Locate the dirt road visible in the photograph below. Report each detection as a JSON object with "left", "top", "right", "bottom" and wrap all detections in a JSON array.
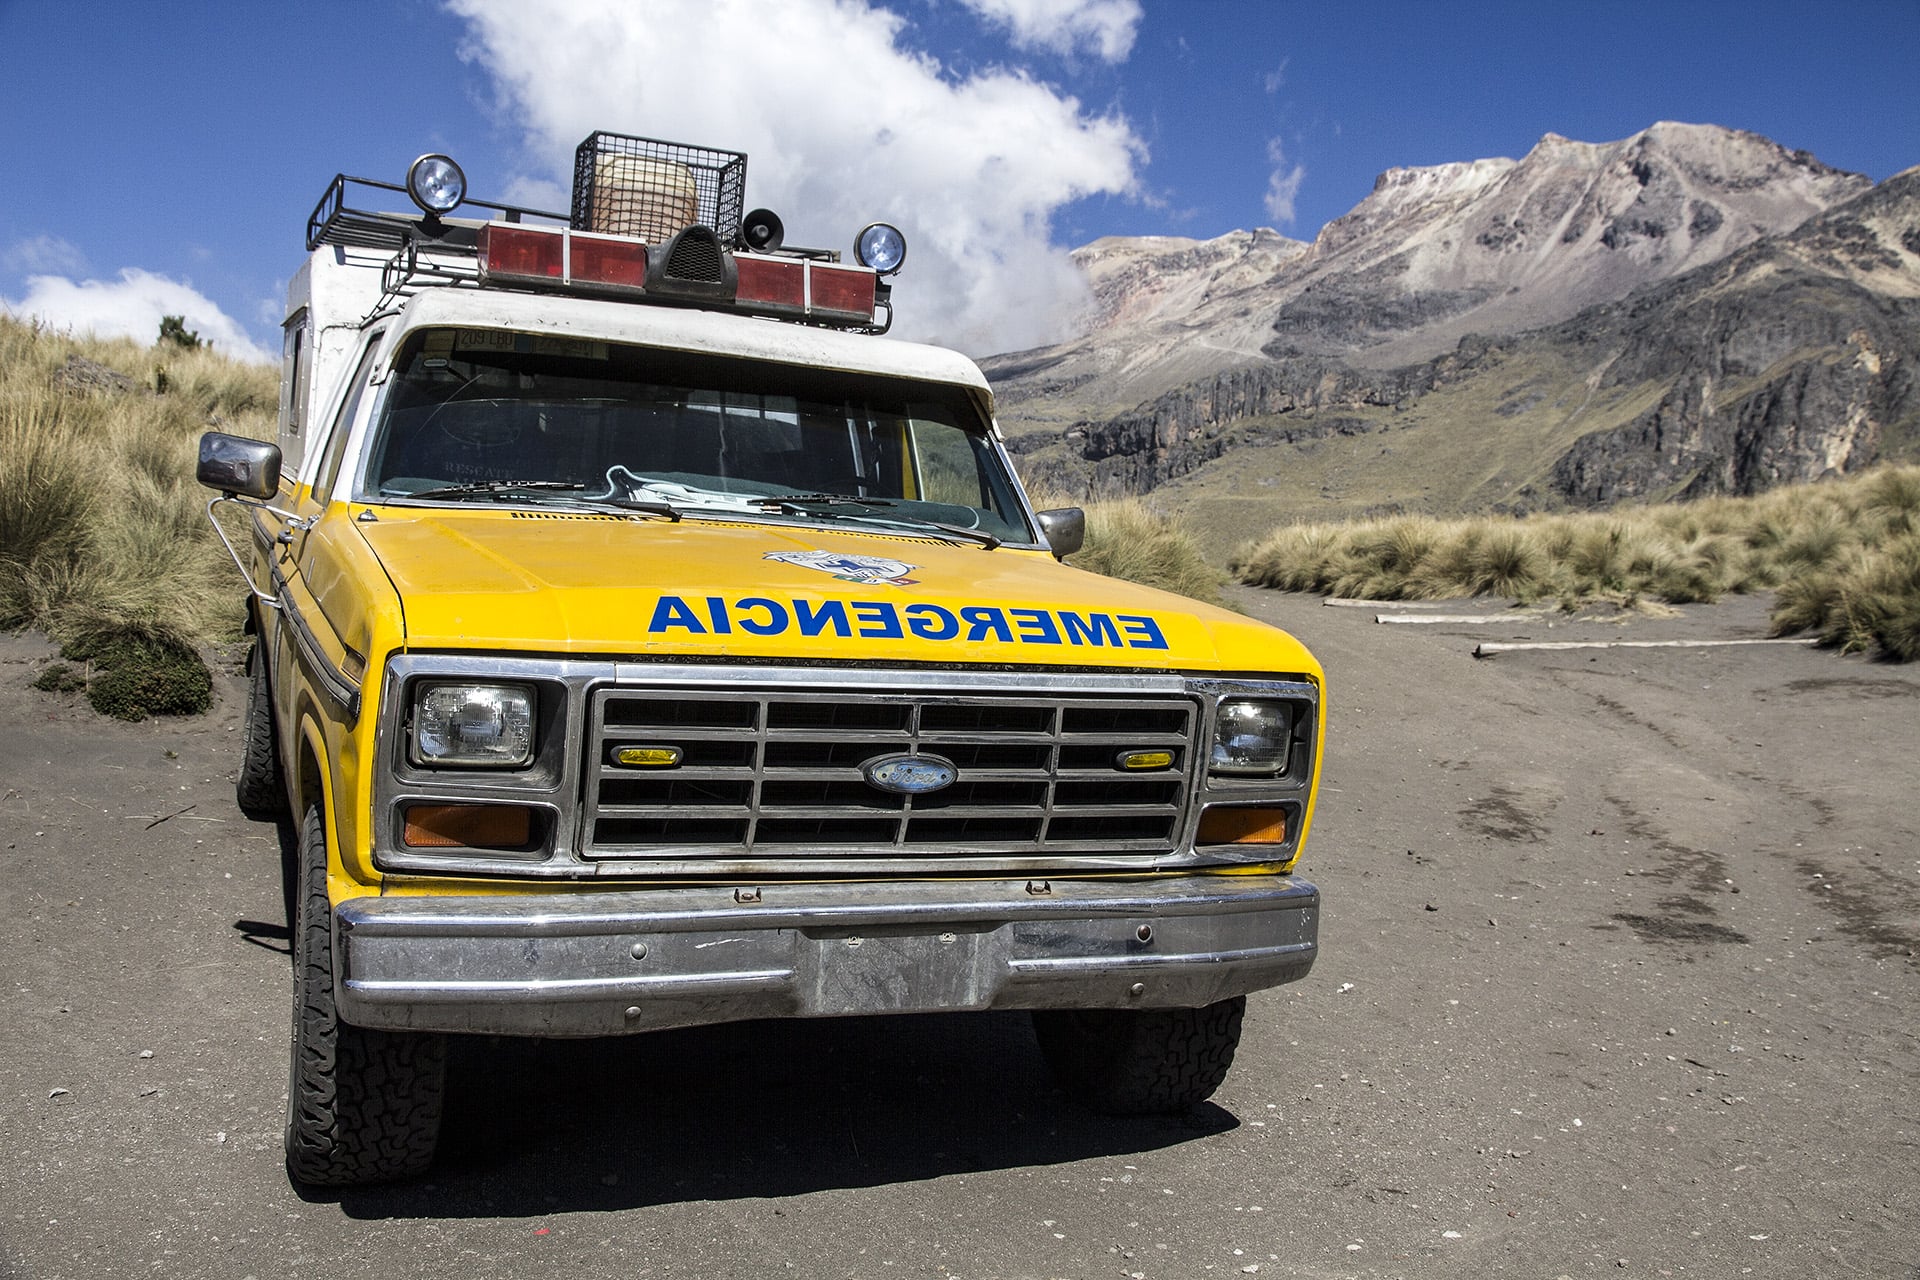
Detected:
[{"left": 2, "top": 590, "right": 1915, "bottom": 1279}]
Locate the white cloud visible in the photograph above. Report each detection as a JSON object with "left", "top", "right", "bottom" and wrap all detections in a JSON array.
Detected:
[
  {"left": 3, "top": 234, "right": 87, "bottom": 276},
  {"left": 445, "top": 0, "right": 1145, "bottom": 355},
  {"left": 957, "top": 0, "right": 1142, "bottom": 62},
  {"left": 1263, "top": 137, "right": 1305, "bottom": 226},
  {"left": 2, "top": 269, "right": 274, "bottom": 363}
]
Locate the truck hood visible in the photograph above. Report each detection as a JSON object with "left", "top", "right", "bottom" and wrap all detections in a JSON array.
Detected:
[{"left": 354, "top": 508, "right": 1318, "bottom": 676}]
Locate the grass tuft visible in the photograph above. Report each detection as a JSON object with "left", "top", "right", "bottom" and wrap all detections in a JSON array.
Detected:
[
  {"left": 1036, "top": 491, "right": 1228, "bottom": 610},
  {"left": 1055, "top": 495, "right": 1225, "bottom": 606}
]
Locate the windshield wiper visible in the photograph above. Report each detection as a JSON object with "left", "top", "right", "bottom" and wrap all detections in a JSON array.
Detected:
[
  {"left": 579, "top": 497, "right": 682, "bottom": 521},
  {"left": 744, "top": 494, "right": 1001, "bottom": 548},
  {"left": 744, "top": 493, "right": 900, "bottom": 513},
  {"left": 397, "top": 480, "right": 680, "bottom": 521},
  {"left": 831, "top": 512, "right": 1003, "bottom": 549},
  {"left": 402, "top": 480, "right": 590, "bottom": 501}
]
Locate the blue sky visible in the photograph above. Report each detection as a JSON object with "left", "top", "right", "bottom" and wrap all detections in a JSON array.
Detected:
[{"left": 1, "top": 0, "right": 1915, "bottom": 359}]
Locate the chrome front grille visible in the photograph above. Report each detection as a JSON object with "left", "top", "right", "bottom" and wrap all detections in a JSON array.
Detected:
[{"left": 582, "top": 687, "right": 1199, "bottom": 858}]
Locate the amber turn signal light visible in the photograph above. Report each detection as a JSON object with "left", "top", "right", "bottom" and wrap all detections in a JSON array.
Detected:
[
  {"left": 614, "top": 745, "right": 683, "bottom": 768},
  {"left": 404, "top": 804, "right": 533, "bottom": 849},
  {"left": 1196, "top": 806, "right": 1288, "bottom": 845}
]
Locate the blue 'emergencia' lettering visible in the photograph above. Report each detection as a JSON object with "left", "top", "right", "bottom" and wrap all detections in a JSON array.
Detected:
[{"left": 645, "top": 596, "right": 1172, "bottom": 649}]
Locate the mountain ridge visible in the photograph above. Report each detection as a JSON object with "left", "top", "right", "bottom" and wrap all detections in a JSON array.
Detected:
[{"left": 987, "top": 123, "right": 1915, "bottom": 541}]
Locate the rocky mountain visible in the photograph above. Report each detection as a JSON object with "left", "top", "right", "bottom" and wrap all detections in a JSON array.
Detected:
[
  {"left": 1263, "top": 123, "right": 1871, "bottom": 365},
  {"left": 986, "top": 124, "right": 1917, "bottom": 540}
]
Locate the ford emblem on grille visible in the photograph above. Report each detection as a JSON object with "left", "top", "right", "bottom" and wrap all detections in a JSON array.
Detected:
[{"left": 863, "top": 753, "right": 957, "bottom": 795}]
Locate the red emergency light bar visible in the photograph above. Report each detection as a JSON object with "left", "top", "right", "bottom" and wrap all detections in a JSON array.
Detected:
[
  {"left": 478, "top": 223, "right": 648, "bottom": 294},
  {"left": 733, "top": 254, "right": 877, "bottom": 325},
  {"left": 477, "top": 222, "right": 878, "bottom": 327}
]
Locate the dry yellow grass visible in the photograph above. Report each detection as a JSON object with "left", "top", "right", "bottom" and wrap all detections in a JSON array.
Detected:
[
  {"left": 1230, "top": 464, "right": 1920, "bottom": 661},
  {"left": 0, "top": 316, "right": 276, "bottom": 709},
  {"left": 1027, "top": 489, "right": 1225, "bottom": 607}
]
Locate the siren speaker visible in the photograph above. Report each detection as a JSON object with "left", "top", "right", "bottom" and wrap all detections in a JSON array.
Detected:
[{"left": 740, "top": 208, "right": 784, "bottom": 253}]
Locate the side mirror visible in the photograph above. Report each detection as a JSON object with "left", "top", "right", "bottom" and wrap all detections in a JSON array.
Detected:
[
  {"left": 197, "top": 432, "right": 282, "bottom": 500},
  {"left": 1035, "top": 507, "right": 1085, "bottom": 559}
]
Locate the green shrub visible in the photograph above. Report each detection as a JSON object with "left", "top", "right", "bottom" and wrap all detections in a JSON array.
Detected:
[
  {"left": 59, "top": 622, "right": 213, "bottom": 721},
  {"left": 86, "top": 655, "right": 213, "bottom": 720},
  {"left": 30, "top": 661, "right": 86, "bottom": 693},
  {"left": 158, "top": 315, "right": 202, "bottom": 350}
]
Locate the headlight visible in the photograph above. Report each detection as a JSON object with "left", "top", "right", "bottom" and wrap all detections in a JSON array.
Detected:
[
  {"left": 406, "top": 153, "right": 467, "bottom": 215},
  {"left": 855, "top": 222, "right": 907, "bottom": 275},
  {"left": 1209, "top": 699, "right": 1292, "bottom": 775},
  {"left": 412, "top": 682, "right": 534, "bottom": 767}
]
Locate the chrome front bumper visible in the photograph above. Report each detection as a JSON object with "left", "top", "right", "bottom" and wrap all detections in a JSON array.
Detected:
[{"left": 334, "top": 875, "right": 1319, "bottom": 1036}]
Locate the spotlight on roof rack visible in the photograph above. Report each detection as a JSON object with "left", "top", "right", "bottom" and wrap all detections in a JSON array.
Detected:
[
  {"left": 855, "top": 222, "right": 907, "bottom": 276},
  {"left": 406, "top": 154, "right": 467, "bottom": 216}
]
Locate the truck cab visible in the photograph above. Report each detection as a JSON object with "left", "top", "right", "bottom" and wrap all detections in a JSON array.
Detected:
[{"left": 198, "top": 133, "right": 1324, "bottom": 1188}]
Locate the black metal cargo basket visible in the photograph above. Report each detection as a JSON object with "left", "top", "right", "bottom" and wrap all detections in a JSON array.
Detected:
[{"left": 571, "top": 132, "right": 747, "bottom": 246}]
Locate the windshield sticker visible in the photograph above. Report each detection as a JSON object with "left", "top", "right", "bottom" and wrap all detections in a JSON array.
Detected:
[
  {"left": 453, "top": 330, "right": 606, "bottom": 360},
  {"left": 647, "top": 594, "right": 1168, "bottom": 650},
  {"left": 764, "top": 550, "right": 919, "bottom": 586}
]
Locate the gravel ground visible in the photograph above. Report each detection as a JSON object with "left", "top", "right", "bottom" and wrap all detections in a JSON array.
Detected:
[{"left": 1, "top": 590, "right": 1915, "bottom": 1279}]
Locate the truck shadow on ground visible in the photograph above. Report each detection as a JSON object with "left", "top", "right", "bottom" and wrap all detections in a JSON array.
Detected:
[{"left": 313, "top": 1012, "right": 1237, "bottom": 1218}]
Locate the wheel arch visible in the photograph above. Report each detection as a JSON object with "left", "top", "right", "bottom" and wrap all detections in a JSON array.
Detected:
[{"left": 292, "top": 713, "right": 335, "bottom": 861}]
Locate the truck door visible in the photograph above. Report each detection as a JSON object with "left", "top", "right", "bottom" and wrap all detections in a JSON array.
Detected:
[{"left": 266, "top": 337, "right": 385, "bottom": 777}]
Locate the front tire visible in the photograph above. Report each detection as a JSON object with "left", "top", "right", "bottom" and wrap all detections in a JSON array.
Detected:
[
  {"left": 1032, "top": 996, "right": 1246, "bottom": 1114},
  {"left": 235, "top": 637, "right": 286, "bottom": 818},
  {"left": 285, "top": 803, "right": 445, "bottom": 1187}
]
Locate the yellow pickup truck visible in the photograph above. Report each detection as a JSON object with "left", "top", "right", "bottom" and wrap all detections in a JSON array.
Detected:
[{"left": 197, "top": 134, "right": 1324, "bottom": 1187}]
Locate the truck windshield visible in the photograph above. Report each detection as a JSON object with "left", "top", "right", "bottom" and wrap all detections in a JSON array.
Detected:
[{"left": 361, "top": 328, "right": 1034, "bottom": 544}]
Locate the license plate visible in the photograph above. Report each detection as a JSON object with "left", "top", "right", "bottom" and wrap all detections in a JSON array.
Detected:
[{"left": 800, "top": 925, "right": 1007, "bottom": 1014}]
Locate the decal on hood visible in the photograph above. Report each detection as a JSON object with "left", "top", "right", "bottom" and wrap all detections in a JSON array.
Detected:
[
  {"left": 647, "top": 594, "right": 1169, "bottom": 650},
  {"left": 764, "top": 550, "right": 918, "bottom": 586}
]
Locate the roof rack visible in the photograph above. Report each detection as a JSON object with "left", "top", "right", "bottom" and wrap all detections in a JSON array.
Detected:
[
  {"left": 302, "top": 132, "right": 902, "bottom": 335},
  {"left": 306, "top": 174, "right": 567, "bottom": 253}
]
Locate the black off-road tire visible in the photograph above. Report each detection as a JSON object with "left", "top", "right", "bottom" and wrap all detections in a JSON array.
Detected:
[
  {"left": 285, "top": 803, "right": 445, "bottom": 1187},
  {"left": 235, "top": 638, "right": 286, "bottom": 818},
  {"left": 1032, "top": 996, "right": 1246, "bottom": 1115}
]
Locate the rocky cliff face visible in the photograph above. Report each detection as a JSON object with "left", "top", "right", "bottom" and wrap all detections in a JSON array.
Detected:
[
  {"left": 1548, "top": 168, "right": 1920, "bottom": 502},
  {"left": 1012, "top": 341, "right": 1495, "bottom": 495},
  {"left": 989, "top": 126, "right": 1917, "bottom": 520}
]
